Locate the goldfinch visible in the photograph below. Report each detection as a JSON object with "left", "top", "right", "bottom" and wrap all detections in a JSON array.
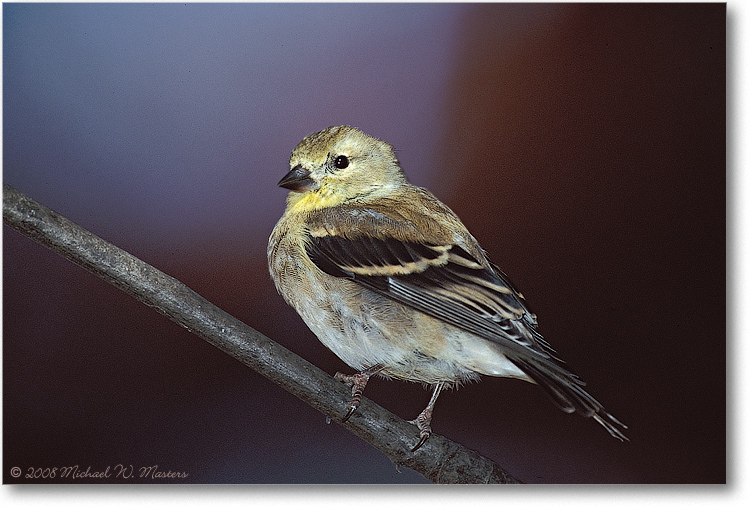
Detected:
[{"left": 268, "top": 125, "right": 627, "bottom": 451}]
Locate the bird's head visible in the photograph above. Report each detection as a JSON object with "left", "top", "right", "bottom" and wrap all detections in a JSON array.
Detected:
[{"left": 279, "top": 126, "right": 407, "bottom": 212}]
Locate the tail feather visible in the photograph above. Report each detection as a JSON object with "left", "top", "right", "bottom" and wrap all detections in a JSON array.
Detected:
[{"left": 510, "top": 356, "right": 629, "bottom": 441}]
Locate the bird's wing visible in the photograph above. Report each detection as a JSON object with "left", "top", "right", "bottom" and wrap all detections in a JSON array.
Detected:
[
  {"left": 305, "top": 208, "right": 554, "bottom": 361},
  {"left": 304, "top": 203, "right": 628, "bottom": 440}
]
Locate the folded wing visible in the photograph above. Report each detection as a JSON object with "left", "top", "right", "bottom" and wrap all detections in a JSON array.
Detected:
[{"left": 305, "top": 210, "right": 628, "bottom": 441}]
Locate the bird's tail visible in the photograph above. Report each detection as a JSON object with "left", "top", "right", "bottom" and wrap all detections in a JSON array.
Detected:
[{"left": 509, "top": 356, "right": 629, "bottom": 441}]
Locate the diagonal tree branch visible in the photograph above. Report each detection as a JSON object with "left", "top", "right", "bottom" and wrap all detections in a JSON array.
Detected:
[{"left": 3, "top": 183, "right": 520, "bottom": 484}]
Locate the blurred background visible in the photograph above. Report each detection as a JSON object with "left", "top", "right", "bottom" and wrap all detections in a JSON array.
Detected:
[{"left": 3, "top": 3, "right": 725, "bottom": 483}]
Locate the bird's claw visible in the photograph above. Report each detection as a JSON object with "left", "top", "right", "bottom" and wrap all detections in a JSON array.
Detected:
[
  {"left": 411, "top": 431, "right": 431, "bottom": 452},
  {"left": 335, "top": 370, "right": 374, "bottom": 423},
  {"left": 342, "top": 405, "right": 358, "bottom": 422},
  {"left": 409, "top": 394, "right": 437, "bottom": 451}
]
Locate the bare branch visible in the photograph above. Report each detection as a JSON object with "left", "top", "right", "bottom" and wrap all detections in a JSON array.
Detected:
[{"left": 3, "top": 183, "right": 521, "bottom": 484}]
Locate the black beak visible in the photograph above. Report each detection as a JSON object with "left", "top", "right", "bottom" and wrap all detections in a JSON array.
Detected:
[{"left": 278, "top": 165, "right": 318, "bottom": 192}]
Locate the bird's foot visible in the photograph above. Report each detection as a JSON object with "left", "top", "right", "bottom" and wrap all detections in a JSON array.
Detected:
[
  {"left": 408, "top": 405, "right": 434, "bottom": 452},
  {"left": 408, "top": 383, "right": 443, "bottom": 451},
  {"left": 334, "top": 367, "right": 380, "bottom": 422}
]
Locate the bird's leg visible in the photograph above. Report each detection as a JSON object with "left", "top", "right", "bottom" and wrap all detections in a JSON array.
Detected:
[
  {"left": 409, "top": 383, "right": 444, "bottom": 452},
  {"left": 334, "top": 365, "right": 383, "bottom": 422}
]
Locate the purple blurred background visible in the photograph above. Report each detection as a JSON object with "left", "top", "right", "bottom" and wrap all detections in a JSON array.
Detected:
[{"left": 3, "top": 3, "right": 725, "bottom": 483}]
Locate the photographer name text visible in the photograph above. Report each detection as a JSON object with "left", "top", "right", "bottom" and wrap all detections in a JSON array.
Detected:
[{"left": 10, "top": 464, "right": 189, "bottom": 481}]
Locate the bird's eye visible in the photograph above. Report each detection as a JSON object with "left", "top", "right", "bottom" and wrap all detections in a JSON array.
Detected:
[{"left": 334, "top": 155, "right": 349, "bottom": 169}]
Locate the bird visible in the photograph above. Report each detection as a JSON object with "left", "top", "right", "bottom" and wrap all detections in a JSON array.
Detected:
[{"left": 267, "top": 125, "right": 627, "bottom": 451}]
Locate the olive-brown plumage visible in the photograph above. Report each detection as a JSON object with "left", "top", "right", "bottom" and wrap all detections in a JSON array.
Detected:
[{"left": 268, "top": 125, "right": 627, "bottom": 450}]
